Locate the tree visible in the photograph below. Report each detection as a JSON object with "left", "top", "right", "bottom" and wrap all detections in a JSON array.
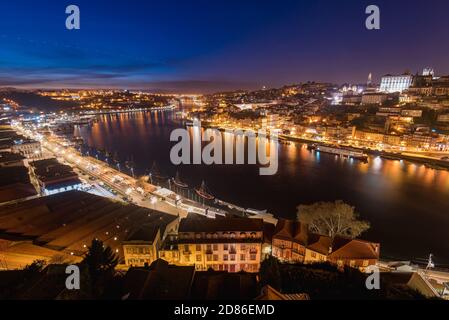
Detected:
[
  {"left": 83, "top": 240, "right": 118, "bottom": 283},
  {"left": 259, "top": 256, "right": 282, "bottom": 291},
  {"left": 297, "top": 201, "right": 370, "bottom": 239},
  {"left": 23, "top": 259, "right": 46, "bottom": 273}
]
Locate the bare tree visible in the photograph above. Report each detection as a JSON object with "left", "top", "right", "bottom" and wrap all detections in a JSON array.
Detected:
[{"left": 297, "top": 201, "right": 370, "bottom": 239}]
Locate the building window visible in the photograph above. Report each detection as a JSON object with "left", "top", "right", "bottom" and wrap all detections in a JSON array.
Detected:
[
  {"left": 250, "top": 254, "right": 257, "bottom": 261},
  {"left": 223, "top": 244, "right": 228, "bottom": 250},
  {"left": 213, "top": 244, "right": 218, "bottom": 251},
  {"left": 196, "top": 255, "right": 202, "bottom": 262},
  {"left": 224, "top": 254, "right": 228, "bottom": 261},
  {"left": 184, "top": 245, "right": 189, "bottom": 252},
  {"left": 196, "top": 244, "right": 201, "bottom": 251},
  {"left": 213, "top": 254, "right": 219, "bottom": 261},
  {"left": 241, "top": 244, "right": 246, "bottom": 250},
  {"left": 206, "top": 254, "right": 213, "bottom": 262},
  {"left": 311, "top": 252, "right": 317, "bottom": 258},
  {"left": 240, "top": 254, "right": 245, "bottom": 261},
  {"left": 230, "top": 254, "right": 236, "bottom": 261}
]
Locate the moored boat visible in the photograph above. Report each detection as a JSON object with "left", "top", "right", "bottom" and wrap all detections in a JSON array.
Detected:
[
  {"left": 172, "top": 171, "right": 189, "bottom": 188},
  {"left": 149, "top": 161, "right": 168, "bottom": 180},
  {"left": 195, "top": 181, "right": 215, "bottom": 200},
  {"left": 310, "top": 144, "right": 368, "bottom": 161}
]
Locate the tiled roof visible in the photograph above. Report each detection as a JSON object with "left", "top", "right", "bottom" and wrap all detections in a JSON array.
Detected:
[
  {"left": 272, "top": 219, "right": 380, "bottom": 259},
  {"left": 179, "top": 213, "right": 264, "bottom": 233},
  {"left": 272, "top": 219, "right": 308, "bottom": 245},
  {"left": 0, "top": 191, "right": 178, "bottom": 260},
  {"left": 307, "top": 233, "right": 332, "bottom": 255},
  {"left": 329, "top": 237, "right": 380, "bottom": 260},
  {"left": 124, "top": 259, "right": 195, "bottom": 300}
]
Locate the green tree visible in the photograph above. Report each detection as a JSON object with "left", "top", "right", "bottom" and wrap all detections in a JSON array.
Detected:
[{"left": 297, "top": 201, "right": 370, "bottom": 239}]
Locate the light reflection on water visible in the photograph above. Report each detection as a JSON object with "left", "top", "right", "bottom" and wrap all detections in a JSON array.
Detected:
[{"left": 75, "top": 111, "right": 449, "bottom": 263}]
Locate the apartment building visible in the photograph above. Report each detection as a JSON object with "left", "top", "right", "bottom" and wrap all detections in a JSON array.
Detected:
[
  {"left": 122, "top": 215, "right": 179, "bottom": 267},
  {"left": 159, "top": 214, "right": 265, "bottom": 273}
]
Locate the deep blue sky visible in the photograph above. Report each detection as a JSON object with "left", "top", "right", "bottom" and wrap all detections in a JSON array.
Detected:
[{"left": 1, "top": 0, "right": 449, "bottom": 93}]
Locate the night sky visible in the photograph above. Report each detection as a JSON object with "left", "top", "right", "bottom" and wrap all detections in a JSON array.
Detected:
[{"left": 1, "top": 0, "right": 449, "bottom": 93}]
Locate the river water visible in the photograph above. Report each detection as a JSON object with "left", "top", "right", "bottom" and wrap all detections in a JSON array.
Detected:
[{"left": 74, "top": 110, "right": 449, "bottom": 264}]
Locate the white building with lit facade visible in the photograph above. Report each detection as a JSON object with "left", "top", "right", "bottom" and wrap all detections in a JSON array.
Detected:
[{"left": 380, "top": 74, "right": 413, "bottom": 93}]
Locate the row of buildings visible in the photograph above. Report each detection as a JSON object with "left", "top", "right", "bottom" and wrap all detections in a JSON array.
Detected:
[
  {"left": 0, "top": 186, "right": 380, "bottom": 274},
  {"left": 122, "top": 212, "right": 380, "bottom": 273},
  {"left": 0, "top": 125, "right": 85, "bottom": 199}
]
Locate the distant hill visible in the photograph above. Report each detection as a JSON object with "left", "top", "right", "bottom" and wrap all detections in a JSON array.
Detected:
[{"left": 0, "top": 89, "right": 79, "bottom": 111}]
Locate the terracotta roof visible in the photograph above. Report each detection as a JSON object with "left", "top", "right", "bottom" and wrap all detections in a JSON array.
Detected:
[
  {"left": 125, "top": 215, "right": 177, "bottom": 243},
  {"left": 125, "top": 225, "right": 159, "bottom": 243},
  {"left": 272, "top": 219, "right": 308, "bottom": 245},
  {"left": 263, "top": 222, "right": 276, "bottom": 243},
  {"left": 0, "top": 166, "right": 31, "bottom": 187},
  {"left": 272, "top": 219, "right": 293, "bottom": 239},
  {"left": 271, "top": 219, "right": 380, "bottom": 259},
  {"left": 307, "top": 234, "right": 332, "bottom": 255},
  {"left": 191, "top": 271, "right": 259, "bottom": 300},
  {"left": 0, "top": 191, "right": 178, "bottom": 260},
  {"left": 0, "top": 183, "right": 37, "bottom": 203},
  {"left": 124, "top": 259, "right": 195, "bottom": 300},
  {"left": 256, "top": 285, "right": 310, "bottom": 300},
  {"left": 0, "top": 151, "right": 25, "bottom": 163},
  {"left": 293, "top": 223, "right": 309, "bottom": 244},
  {"left": 329, "top": 237, "right": 380, "bottom": 260}
]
